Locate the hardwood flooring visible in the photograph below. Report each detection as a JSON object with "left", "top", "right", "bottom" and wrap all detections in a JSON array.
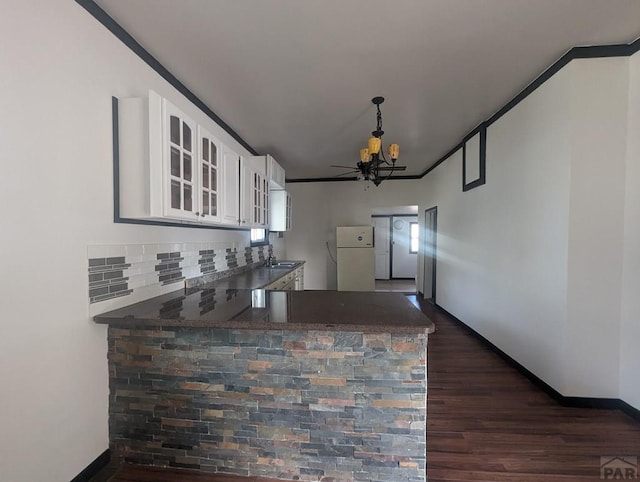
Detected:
[
  {"left": 374, "top": 279, "right": 416, "bottom": 293},
  {"left": 91, "top": 300, "right": 640, "bottom": 482},
  {"left": 422, "top": 300, "right": 640, "bottom": 482}
]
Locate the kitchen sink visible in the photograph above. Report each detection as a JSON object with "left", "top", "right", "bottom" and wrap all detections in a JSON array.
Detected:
[{"left": 269, "top": 262, "right": 297, "bottom": 268}]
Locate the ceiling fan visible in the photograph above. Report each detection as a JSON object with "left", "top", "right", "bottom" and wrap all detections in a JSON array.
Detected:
[
  {"left": 330, "top": 164, "right": 407, "bottom": 174},
  {"left": 331, "top": 96, "right": 405, "bottom": 186}
]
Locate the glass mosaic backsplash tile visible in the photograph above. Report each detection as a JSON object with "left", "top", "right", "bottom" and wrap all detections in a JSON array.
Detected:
[
  {"left": 88, "top": 256, "right": 133, "bottom": 303},
  {"left": 87, "top": 242, "right": 272, "bottom": 316}
]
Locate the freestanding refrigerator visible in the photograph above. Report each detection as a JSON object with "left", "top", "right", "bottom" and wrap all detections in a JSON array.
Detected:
[{"left": 336, "top": 226, "right": 375, "bottom": 291}]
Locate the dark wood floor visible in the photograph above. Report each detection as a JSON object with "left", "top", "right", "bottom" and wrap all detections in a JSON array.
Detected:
[
  {"left": 422, "top": 300, "right": 640, "bottom": 482},
  {"left": 91, "top": 299, "right": 640, "bottom": 482}
]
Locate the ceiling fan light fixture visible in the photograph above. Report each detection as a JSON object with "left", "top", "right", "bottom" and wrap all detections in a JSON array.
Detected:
[
  {"left": 331, "top": 97, "right": 402, "bottom": 186},
  {"left": 354, "top": 97, "right": 401, "bottom": 186}
]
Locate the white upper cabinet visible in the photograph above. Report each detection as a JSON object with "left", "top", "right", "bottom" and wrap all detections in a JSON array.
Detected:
[
  {"left": 240, "top": 156, "right": 269, "bottom": 228},
  {"left": 267, "top": 155, "right": 286, "bottom": 189},
  {"left": 163, "top": 98, "right": 198, "bottom": 221},
  {"left": 118, "top": 90, "right": 242, "bottom": 227},
  {"left": 221, "top": 145, "right": 240, "bottom": 225},
  {"left": 270, "top": 190, "right": 292, "bottom": 232},
  {"left": 198, "top": 126, "right": 223, "bottom": 224}
]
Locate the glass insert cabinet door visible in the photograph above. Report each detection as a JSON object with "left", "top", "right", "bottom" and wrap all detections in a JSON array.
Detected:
[
  {"left": 251, "top": 171, "right": 268, "bottom": 227},
  {"left": 198, "top": 126, "right": 222, "bottom": 222},
  {"left": 163, "top": 99, "right": 198, "bottom": 220},
  {"left": 262, "top": 176, "right": 269, "bottom": 227},
  {"left": 286, "top": 192, "right": 292, "bottom": 230}
]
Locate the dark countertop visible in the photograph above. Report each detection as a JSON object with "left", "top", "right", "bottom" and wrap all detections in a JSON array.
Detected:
[
  {"left": 187, "top": 261, "right": 305, "bottom": 290},
  {"left": 93, "top": 263, "right": 435, "bottom": 334}
]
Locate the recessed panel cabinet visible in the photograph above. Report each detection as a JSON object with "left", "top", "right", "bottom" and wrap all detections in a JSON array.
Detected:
[
  {"left": 240, "top": 156, "right": 269, "bottom": 228},
  {"left": 221, "top": 145, "right": 240, "bottom": 225},
  {"left": 270, "top": 190, "right": 292, "bottom": 232},
  {"left": 267, "top": 155, "right": 285, "bottom": 190},
  {"left": 118, "top": 90, "right": 240, "bottom": 227}
]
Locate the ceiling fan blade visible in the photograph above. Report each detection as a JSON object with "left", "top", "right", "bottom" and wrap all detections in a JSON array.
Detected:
[
  {"left": 330, "top": 164, "right": 358, "bottom": 169},
  {"left": 378, "top": 166, "right": 407, "bottom": 171},
  {"left": 333, "top": 170, "right": 358, "bottom": 177}
]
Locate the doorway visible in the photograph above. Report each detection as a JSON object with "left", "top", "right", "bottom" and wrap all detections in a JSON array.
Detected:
[
  {"left": 391, "top": 215, "right": 418, "bottom": 279},
  {"left": 372, "top": 214, "right": 418, "bottom": 280},
  {"left": 423, "top": 207, "right": 437, "bottom": 302}
]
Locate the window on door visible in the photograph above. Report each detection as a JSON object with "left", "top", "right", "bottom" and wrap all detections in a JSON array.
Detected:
[{"left": 410, "top": 222, "right": 419, "bottom": 253}]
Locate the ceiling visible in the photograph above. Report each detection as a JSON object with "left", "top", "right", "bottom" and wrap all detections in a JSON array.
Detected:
[{"left": 94, "top": 0, "right": 640, "bottom": 180}]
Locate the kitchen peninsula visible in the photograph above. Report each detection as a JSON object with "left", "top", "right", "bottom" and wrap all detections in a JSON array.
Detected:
[{"left": 95, "top": 265, "right": 435, "bottom": 482}]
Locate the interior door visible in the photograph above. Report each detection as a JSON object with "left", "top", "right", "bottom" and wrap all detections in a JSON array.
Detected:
[
  {"left": 372, "top": 217, "right": 390, "bottom": 280},
  {"left": 423, "top": 207, "right": 437, "bottom": 301},
  {"left": 391, "top": 216, "right": 418, "bottom": 279}
]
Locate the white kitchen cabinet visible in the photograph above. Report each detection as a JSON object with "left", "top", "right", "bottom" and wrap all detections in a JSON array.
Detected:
[
  {"left": 264, "top": 265, "right": 304, "bottom": 291},
  {"left": 163, "top": 98, "right": 198, "bottom": 221},
  {"left": 251, "top": 154, "right": 285, "bottom": 189},
  {"left": 269, "top": 190, "right": 292, "bottom": 232},
  {"left": 267, "top": 155, "right": 286, "bottom": 189},
  {"left": 118, "top": 90, "right": 241, "bottom": 227},
  {"left": 221, "top": 145, "right": 240, "bottom": 225},
  {"left": 119, "top": 91, "right": 200, "bottom": 222},
  {"left": 197, "top": 126, "right": 222, "bottom": 223},
  {"left": 294, "top": 265, "right": 304, "bottom": 290},
  {"left": 240, "top": 156, "right": 269, "bottom": 228}
]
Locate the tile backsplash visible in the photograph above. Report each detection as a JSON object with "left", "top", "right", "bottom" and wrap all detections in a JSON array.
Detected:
[{"left": 87, "top": 242, "right": 272, "bottom": 316}]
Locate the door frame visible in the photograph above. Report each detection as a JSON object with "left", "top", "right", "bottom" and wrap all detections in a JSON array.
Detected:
[
  {"left": 423, "top": 206, "right": 438, "bottom": 302},
  {"left": 372, "top": 214, "right": 418, "bottom": 280}
]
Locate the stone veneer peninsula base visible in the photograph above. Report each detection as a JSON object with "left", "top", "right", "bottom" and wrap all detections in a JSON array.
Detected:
[{"left": 97, "top": 290, "right": 434, "bottom": 482}]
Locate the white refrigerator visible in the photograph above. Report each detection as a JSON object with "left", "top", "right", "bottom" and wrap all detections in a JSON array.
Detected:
[{"left": 336, "top": 226, "right": 375, "bottom": 291}]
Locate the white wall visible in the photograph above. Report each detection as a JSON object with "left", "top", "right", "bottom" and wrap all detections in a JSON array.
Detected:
[
  {"left": 419, "top": 64, "right": 573, "bottom": 393},
  {"left": 620, "top": 51, "right": 640, "bottom": 409},
  {"left": 286, "top": 180, "right": 423, "bottom": 289},
  {"left": 0, "top": 1, "right": 283, "bottom": 480},
  {"left": 284, "top": 182, "right": 331, "bottom": 289},
  {"left": 565, "top": 58, "right": 628, "bottom": 397},
  {"left": 417, "top": 57, "right": 636, "bottom": 401}
]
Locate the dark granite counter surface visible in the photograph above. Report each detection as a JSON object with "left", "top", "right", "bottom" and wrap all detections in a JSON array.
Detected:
[
  {"left": 93, "top": 263, "right": 434, "bottom": 334},
  {"left": 186, "top": 261, "right": 305, "bottom": 290}
]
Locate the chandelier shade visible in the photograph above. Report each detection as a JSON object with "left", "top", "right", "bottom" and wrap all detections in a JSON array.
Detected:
[{"left": 367, "top": 137, "right": 381, "bottom": 155}]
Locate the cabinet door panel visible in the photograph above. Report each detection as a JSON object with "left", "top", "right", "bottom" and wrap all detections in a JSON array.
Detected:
[
  {"left": 269, "top": 190, "right": 291, "bottom": 231},
  {"left": 222, "top": 146, "right": 240, "bottom": 225},
  {"left": 198, "top": 126, "right": 223, "bottom": 224},
  {"left": 239, "top": 160, "right": 252, "bottom": 226},
  {"left": 163, "top": 99, "right": 199, "bottom": 221}
]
